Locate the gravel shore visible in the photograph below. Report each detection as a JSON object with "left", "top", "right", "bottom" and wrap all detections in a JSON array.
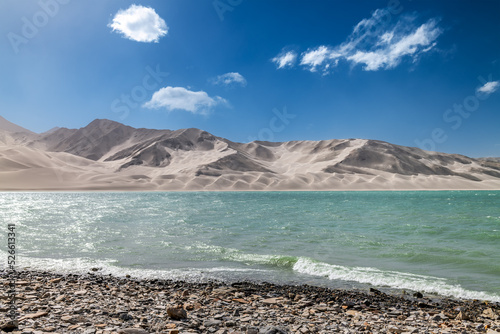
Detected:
[{"left": 1, "top": 270, "right": 499, "bottom": 334}]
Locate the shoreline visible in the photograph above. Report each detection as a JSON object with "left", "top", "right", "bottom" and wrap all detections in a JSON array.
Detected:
[{"left": 1, "top": 270, "right": 499, "bottom": 334}]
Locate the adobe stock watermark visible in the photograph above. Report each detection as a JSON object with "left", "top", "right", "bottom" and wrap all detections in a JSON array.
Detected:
[
  {"left": 415, "top": 74, "right": 497, "bottom": 152},
  {"left": 7, "top": 0, "right": 71, "bottom": 54},
  {"left": 213, "top": 0, "right": 243, "bottom": 21},
  {"left": 247, "top": 106, "right": 296, "bottom": 142},
  {"left": 363, "top": 0, "right": 404, "bottom": 35},
  {"left": 111, "top": 65, "right": 169, "bottom": 120}
]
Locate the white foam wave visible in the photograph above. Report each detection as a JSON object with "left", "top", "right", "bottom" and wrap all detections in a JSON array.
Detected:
[
  {"left": 0, "top": 251, "right": 266, "bottom": 282},
  {"left": 293, "top": 257, "right": 500, "bottom": 302},
  {"left": 3, "top": 250, "right": 499, "bottom": 302}
]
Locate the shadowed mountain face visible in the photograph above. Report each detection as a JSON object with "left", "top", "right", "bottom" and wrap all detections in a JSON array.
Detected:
[
  {"left": 37, "top": 119, "right": 171, "bottom": 161},
  {"left": 329, "top": 140, "right": 483, "bottom": 181},
  {"left": 1, "top": 117, "right": 500, "bottom": 191}
]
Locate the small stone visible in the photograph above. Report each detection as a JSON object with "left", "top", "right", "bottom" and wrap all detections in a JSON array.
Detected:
[
  {"left": 119, "top": 313, "right": 134, "bottom": 321},
  {"left": 215, "top": 330, "right": 227, "bottom": 334},
  {"left": 15, "top": 281, "right": 30, "bottom": 286},
  {"left": 431, "top": 314, "right": 445, "bottom": 322},
  {"left": 204, "top": 319, "right": 222, "bottom": 327},
  {"left": 259, "top": 326, "right": 289, "bottom": 334},
  {"left": 261, "top": 298, "right": 279, "bottom": 305},
  {"left": 167, "top": 307, "right": 187, "bottom": 320},
  {"left": 482, "top": 308, "right": 499, "bottom": 320},
  {"left": 405, "top": 327, "right": 418, "bottom": 334},
  {"left": 455, "top": 311, "right": 469, "bottom": 320},
  {"left": 211, "top": 287, "right": 236, "bottom": 296},
  {"left": 413, "top": 292, "right": 423, "bottom": 298},
  {"left": 117, "top": 329, "right": 149, "bottom": 334},
  {"left": 233, "top": 298, "right": 249, "bottom": 304},
  {"left": 387, "top": 325, "right": 404, "bottom": 333},
  {"left": 74, "top": 290, "right": 87, "bottom": 295},
  {"left": 346, "top": 310, "right": 359, "bottom": 317},
  {"left": 19, "top": 311, "right": 49, "bottom": 321},
  {"left": 246, "top": 328, "right": 259, "bottom": 334}
]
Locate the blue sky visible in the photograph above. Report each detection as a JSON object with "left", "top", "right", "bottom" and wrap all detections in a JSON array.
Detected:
[{"left": 0, "top": 0, "right": 499, "bottom": 157}]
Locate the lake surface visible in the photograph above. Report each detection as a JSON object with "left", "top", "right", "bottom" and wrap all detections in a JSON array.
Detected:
[{"left": 1, "top": 191, "right": 499, "bottom": 301}]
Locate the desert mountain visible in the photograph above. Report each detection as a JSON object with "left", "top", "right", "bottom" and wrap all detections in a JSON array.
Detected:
[{"left": 1, "top": 117, "right": 500, "bottom": 191}]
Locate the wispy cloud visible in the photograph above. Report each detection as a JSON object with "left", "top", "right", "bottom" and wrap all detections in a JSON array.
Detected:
[
  {"left": 272, "top": 51, "right": 298, "bottom": 69},
  {"left": 346, "top": 18, "right": 441, "bottom": 71},
  {"left": 109, "top": 5, "right": 168, "bottom": 43},
  {"left": 143, "top": 87, "right": 227, "bottom": 115},
  {"left": 300, "top": 46, "right": 341, "bottom": 73},
  {"left": 274, "top": 9, "right": 442, "bottom": 74},
  {"left": 211, "top": 72, "right": 247, "bottom": 87},
  {"left": 477, "top": 81, "right": 499, "bottom": 95}
]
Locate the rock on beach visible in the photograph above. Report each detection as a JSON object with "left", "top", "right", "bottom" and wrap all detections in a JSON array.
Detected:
[{"left": 0, "top": 270, "right": 499, "bottom": 334}]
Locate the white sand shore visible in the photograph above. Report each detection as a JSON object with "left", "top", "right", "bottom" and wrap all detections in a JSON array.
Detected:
[{"left": 1, "top": 143, "right": 500, "bottom": 191}]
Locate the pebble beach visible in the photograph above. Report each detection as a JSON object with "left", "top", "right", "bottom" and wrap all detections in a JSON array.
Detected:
[{"left": 1, "top": 270, "right": 499, "bottom": 334}]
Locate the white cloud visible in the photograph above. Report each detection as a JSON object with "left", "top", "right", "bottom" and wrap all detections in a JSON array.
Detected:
[
  {"left": 300, "top": 46, "right": 341, "bottom": 73},
  {"left": 143, "top": 87, "right": 227, "bottom": 115},
  {"left": 271, "top": 51, "right": 297, "bottom": 69},
  {"left": 477, "top": 81, "right": 500, "bottom": 95},
  {"left": 347, "top": 19, "right": 442, "bottom": 71},
  {"left": 275, "top": 9, "right": 442, "bottom": 74},
  {"left": 109, "top": 5, "right": 168, "bottom": 43},
  {"left": 378, "top": 31, "right": 395, "bottom": 46},
  {"left": 347, "top": 51, "right": 387, "bottom": 71},
  {"left": 212, "top": 72, "right": 247, "bottom": 87}
]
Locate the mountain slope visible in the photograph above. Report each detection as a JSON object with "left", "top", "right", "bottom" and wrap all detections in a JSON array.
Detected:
[
  {"left": 1, "top": 117, "right": 500, "bottom": 191},
  {"left": 0, "top": 115, "right": 35, "bottom": 134}
]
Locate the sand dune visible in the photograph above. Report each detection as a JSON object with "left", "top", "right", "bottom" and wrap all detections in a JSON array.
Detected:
[{"left": 1, "top": 117, "right": 500, "bottom": 191}]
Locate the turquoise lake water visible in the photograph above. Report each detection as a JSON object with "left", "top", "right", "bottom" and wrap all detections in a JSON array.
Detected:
[{"left": 0, "top": 191, "right": 499, "bottom": 301}]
